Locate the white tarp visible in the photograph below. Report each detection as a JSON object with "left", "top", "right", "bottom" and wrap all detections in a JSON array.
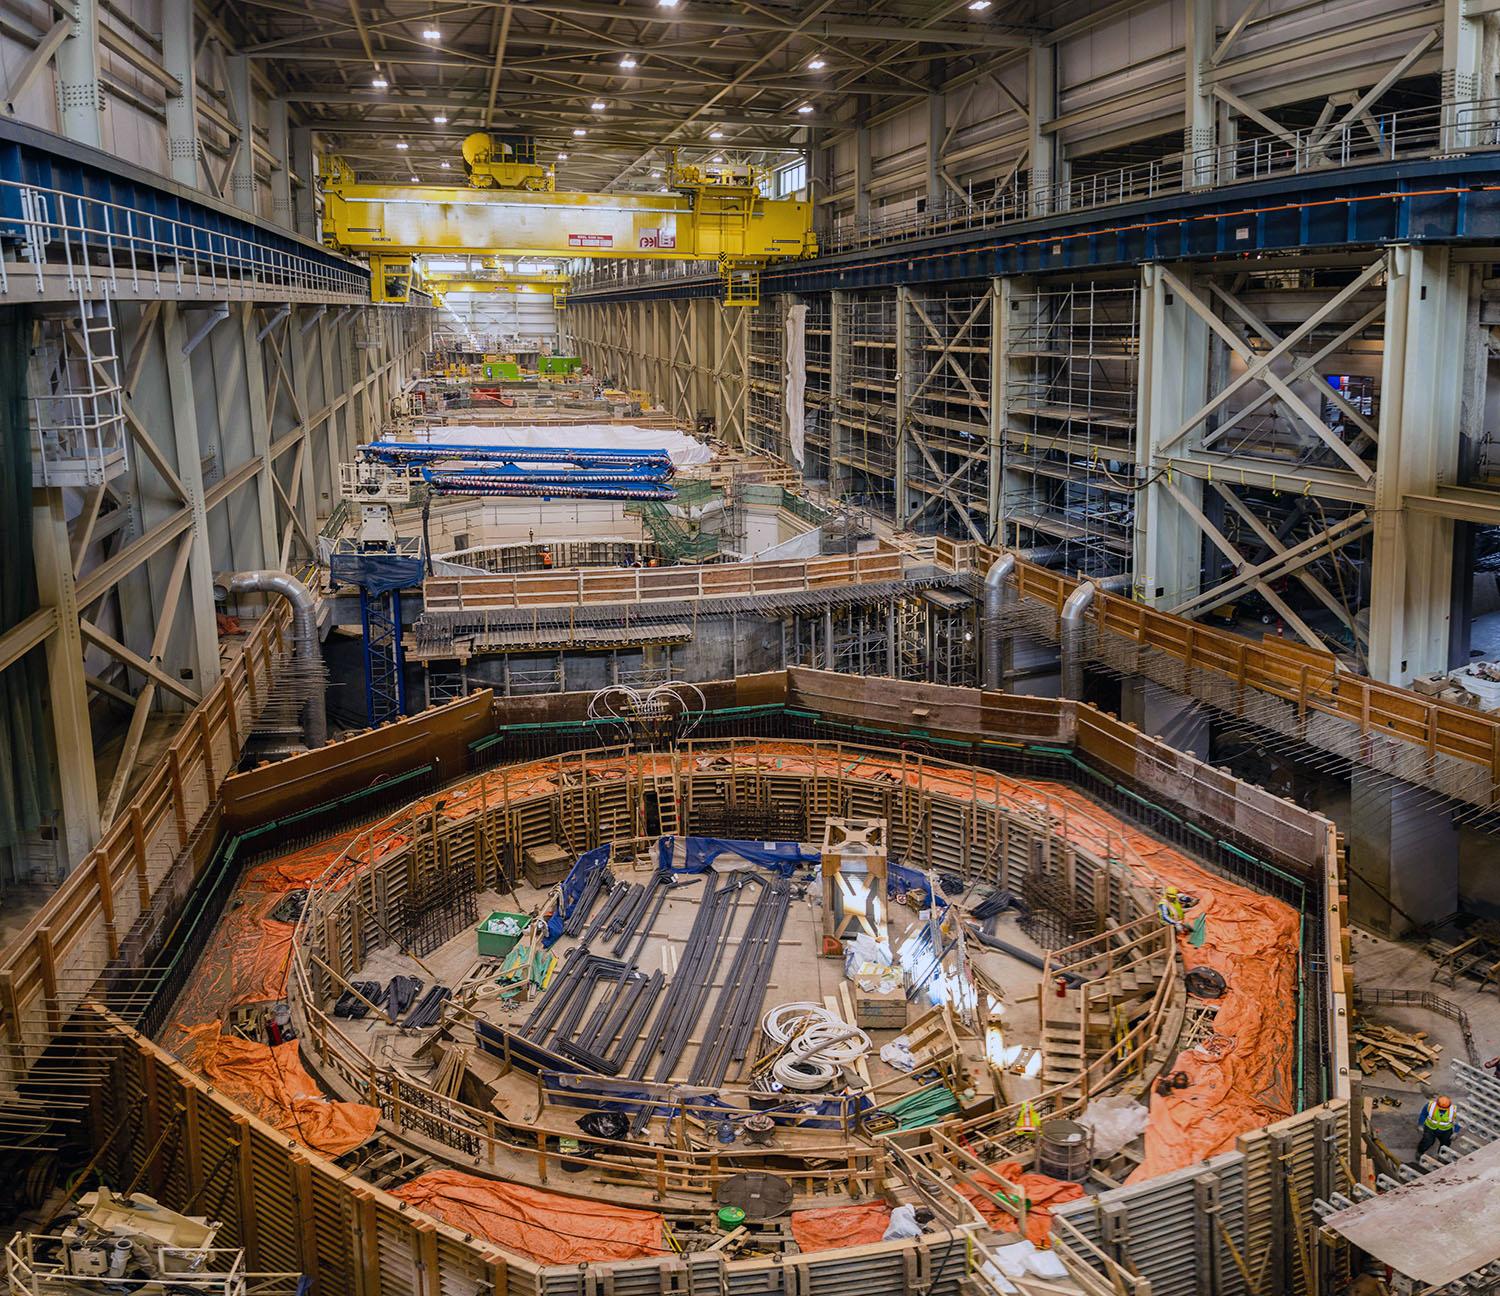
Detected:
[
  {"left": 784, "top": 303, "right": 808, "bottom": 467},
  {"left": 1323, "top": 1141, "right": 1500, "bottom": 1285},
  {"left": 403, "top": 423, "right": 714, "bottom": 468}
]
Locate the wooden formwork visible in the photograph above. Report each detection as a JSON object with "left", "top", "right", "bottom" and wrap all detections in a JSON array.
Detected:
[{"left": 0, "top": 605, "right": 292, "bottom": 1101}]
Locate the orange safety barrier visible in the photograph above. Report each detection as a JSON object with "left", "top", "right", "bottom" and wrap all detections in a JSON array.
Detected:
[
  {"left": 390, "top": 1169, "right": 668, "bottom": 1266},
  {"left": 959, "top": 1162, "right": 1085, "bottom": 1247},
  {"left": 790, "top": 1202, "right": 893, "bottom": 1252},
  {"left": 182, "top": 1021, "right": 378, "bottom": 1157}
]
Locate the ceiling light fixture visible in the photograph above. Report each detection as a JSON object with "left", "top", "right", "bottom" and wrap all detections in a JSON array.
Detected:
[
  {"left": 967, "top": 0, "right": 991, "bottom": 8},
  {"left": 797, "top": 104, "right": 813, "bottom": 114},
  {"left": 557, "top": 151, "right": 569, "bottom": 159},
  {"left": 432, "top": 114, "right": 448, "bottom": 124},
  {"left": 395, "top": 140, "right": 409, "bottom": 150},
  {"left": 658, "top": 0, "right": 680, "bottom": 8},
  {"left": 709, "top": 130, "right": 723, "bottom": 139},
  {"left": 620, "top": 55, "right": 637, "bottom": 68},
  {"left": 371, "top": 76, "right": 388, "bottom": 89},
  {"left": 421, "top": 27, "right": 440, "bottom": 40},
  {"left": 409, "top": 175, "right": 420, "bottom": 182},
  {"left": 591, "top": 100, "right": 606, "bottom": 110},
  {"left": 712, "top": 154, "right": 723, "bottom": 163},
  {"left": 573, "top": 127, "right": 587, "bottom": 136},
  {"left": 809, "top": 57, "right": 826, "bottom": 70},
  {"left": 440, "top": 160, "right": 450, "bottom": 168}
]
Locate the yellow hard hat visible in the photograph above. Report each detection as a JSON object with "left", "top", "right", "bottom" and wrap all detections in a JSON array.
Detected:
[{"left": 1165, "top": 886, "right": 1179, "bottom": 899}]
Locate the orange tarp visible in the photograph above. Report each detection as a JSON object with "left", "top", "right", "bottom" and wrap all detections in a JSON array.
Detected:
[
  {"left": 391, "top": 1169, "right": 667, "bottom": 1266},
  {"left": 958, "top": 1162, "right": 1085, "bottom": 1247},
  {"left": 183, "top": 1022, "right": 378, "bottom": 1157},
  {"left": 167, "top": 827, "right": 407, "bottom": 1048},
  {"left": 208, "top": 738, "right": 1297, "bottom": 1187},
  {"left": 790, "top": 1203, "right": 892, "bottom": 1252}
]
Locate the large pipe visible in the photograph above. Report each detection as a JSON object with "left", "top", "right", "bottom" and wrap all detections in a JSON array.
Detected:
[
  {"left": 219, "top": 570, "right": 326, "bottom": 748},
  {"left": 982, "top": 553, "right": 1015, "bottom": 690},
  {"left": 1060, "top": 575, "right": 1132, "bottom": 699}
]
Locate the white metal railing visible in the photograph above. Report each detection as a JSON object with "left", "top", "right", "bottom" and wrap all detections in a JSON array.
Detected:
[
  {"left": 0, "top": 177, "right": 370, "bottom": 302},
  {"left": 29, "top": 289, "right": 129, "bottom": 486},
  {"left": 4, "top": 1236, "right": 305, "bottom": 1296},
  {"left": 569, "top": 98, "right": 1500, "bottom": 297}
]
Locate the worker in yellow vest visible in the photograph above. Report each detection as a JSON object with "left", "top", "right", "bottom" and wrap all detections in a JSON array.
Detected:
[
  {"left": 1416, "top": 1094, "right": 1458, "bottom": 1159},
  {"left": 1013, "top": 1100, "right": 1041, "bottom": 1136},
  {"left": 1158, "top": 885, "right": 1188, "bottom": 934}
]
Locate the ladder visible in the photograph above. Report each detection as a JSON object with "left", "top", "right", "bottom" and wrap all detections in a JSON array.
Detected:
[{"left": 30, "top": 290, "right": 129, "bottom": 487}]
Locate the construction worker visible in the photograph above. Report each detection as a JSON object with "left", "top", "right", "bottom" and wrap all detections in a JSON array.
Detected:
[
  {"left": 1159, "top": 885, "right": 1188, "bottom": 934},
  {"left": 1013, "top": 1100, "right": 1041, "bottom": 1136},
  {"left": 1416, "top": 1094, "right": 1459, "bottom": 1159},
  {"left": 540, "top": 547, "right": 553, "bottom": 569}
]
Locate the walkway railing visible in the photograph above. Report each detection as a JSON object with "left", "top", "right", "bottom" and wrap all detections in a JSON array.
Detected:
[
  {"left": 570, "top": 97, "right": 1500, "bottom": 298},
  {"left": 0, "top": 178, "right": 370, "bottom": 303}
]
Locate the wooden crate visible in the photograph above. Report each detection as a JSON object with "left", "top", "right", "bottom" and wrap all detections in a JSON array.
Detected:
[
  {"left": 853, "top": 985, "right": 907, "bottom": 1030},
  {"left": 522, "top": 842, "right": 571, "bottom": 887}
]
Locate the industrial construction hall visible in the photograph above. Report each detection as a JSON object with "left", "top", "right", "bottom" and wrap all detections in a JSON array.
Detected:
[{"left": 15, "top": 6, "right": 1500, "bottom": 1296}]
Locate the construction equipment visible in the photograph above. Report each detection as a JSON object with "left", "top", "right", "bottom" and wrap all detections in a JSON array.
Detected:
[{"left": 321, "top": 138, "right": 816, "bottom": 304}]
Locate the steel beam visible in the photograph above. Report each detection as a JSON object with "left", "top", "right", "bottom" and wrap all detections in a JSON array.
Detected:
[
  {"left": 1368, "top": 245, "right": 1470, "bottom": 684},
  {"left": 32, "top": 489, "right": 99, "bottom": 864}
]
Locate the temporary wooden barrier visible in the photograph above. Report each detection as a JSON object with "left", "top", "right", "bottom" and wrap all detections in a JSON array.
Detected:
[
  {"left": 422, "top": 546, "right": 906, "bottom": 612},
  {"left": 0, "top": 605, "right": 291, "bottom": 1097},
  {"left": 934, "top": 540, "right": 1500, "bottom": 810},
  {"left": 219, "top": 691, "right": 496, "bottom": 830},
  {"left": 283, "top": 737, "right": 1191, "bottom": 1204},
  {"left": 88, "top": 1005, "right": 978, "bottom": 1296}
]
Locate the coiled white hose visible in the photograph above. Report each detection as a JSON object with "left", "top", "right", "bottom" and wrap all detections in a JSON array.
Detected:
[{"left": 762, "top": 1003, "right": 871, "bottom": 1091}]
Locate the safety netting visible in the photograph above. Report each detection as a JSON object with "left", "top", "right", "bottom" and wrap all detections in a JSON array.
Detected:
[
  {"left": 182, "top": 1022, "right": 377, "bottom": 1157},
  {"left": 390, "top": 1169, "right": 668, "bottom": 1265},
  {"left": 217, "top": 737, "right": 1298, "bottom": 1200}
]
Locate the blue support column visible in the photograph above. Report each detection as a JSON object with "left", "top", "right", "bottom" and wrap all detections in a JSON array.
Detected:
[{"left": 359, "top": 587, "right": 406, "bottom": 725}]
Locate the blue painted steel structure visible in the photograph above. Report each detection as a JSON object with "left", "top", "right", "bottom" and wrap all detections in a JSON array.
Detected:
[
  {"left": 0, "top": 117, "right": 369, "bottom": 293},
  {"left": 570, "top": 153, "right": 1500, "bottom": 305},
  {"left": 360, "top": 588, "right": 407, "bottom": 726}
]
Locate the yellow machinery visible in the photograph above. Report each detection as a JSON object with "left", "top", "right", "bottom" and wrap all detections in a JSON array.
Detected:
[
  {"left": 323, "top": 136, "right": 815, "bottom": 305},
  {"left": 419, "top": 270, "right": 571, "bottom": 307}
]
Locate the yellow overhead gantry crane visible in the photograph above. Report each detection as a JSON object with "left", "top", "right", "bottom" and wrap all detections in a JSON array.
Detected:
[
  {"left": 322, "top": 133, "right": 815, "bottom": 306},
  {"left": 418, "top": 270, "right": 572, "bottom": 308}
]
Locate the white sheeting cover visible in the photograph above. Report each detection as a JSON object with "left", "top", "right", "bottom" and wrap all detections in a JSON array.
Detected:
[
  {"left": 1323, "top": 1142, "right": 1500, "bottom": 1285},
  {"left": 784, "top": 303, "right": 808, "bottom": 467},
  {"left": 408, "top": 423, "right": 713, "bottom": 468}
]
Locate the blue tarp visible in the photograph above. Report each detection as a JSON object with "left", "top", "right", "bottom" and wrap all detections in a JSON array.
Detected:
[
  {"left": 329, "top": 552, "right": 426, "bottom": 595},
  {"left": 655, "top": 835, "right": 819, "bottom": 877},
  {"left": 543, "top": 844, "right": 612, "bottom": 946},
  {"left": 888, "top": 861, "right": 947, "bottom": 909}
]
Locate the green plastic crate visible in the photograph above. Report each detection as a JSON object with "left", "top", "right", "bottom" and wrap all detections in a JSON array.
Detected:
[{"left": 477, "top": 910, "right": 531, "bottom": 957}]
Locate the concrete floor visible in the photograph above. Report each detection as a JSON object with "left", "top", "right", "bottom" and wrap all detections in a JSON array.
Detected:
[
  {"left": 1351, "top": 928, "right": 1500, "bottom": 1161},
  {"left": 336, "top": 859, "right": 1045, "bottom": 1136}
]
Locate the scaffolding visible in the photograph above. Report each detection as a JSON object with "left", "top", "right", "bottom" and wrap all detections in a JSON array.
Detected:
[
  {"left": 803, "top": 293, "right": 832, "bottom": 483},
  {"left": 747, "top": 295, "right": 785, "bottom": 458},
  {"left": 833, "top": 292, "right": 898, "bottom": 516},
  {"left": 1004, "top": 280, "right": 1139, "bottom": 578},
  {"left": 903, "top": 284, "right": 995, "bottom": 543},
  {"left": 782, "top": 594, "right": 976, "bottom": 685}
]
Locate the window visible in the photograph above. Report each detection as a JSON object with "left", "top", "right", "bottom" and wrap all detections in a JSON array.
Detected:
[{"left": 774, "top": 159, "right": 808, "bottom": 198}]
